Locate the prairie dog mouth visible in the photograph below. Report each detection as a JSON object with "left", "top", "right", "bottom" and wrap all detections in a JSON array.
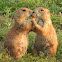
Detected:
[
  {"left": 37, "top": 11, "right": 41, "bottom": 17},
  {"left": 32, "top": 13, "right": 37, "bottom": 18}
]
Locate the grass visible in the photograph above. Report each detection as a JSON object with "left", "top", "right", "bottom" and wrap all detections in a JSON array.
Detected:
[{"left": 0, "top": 0, "right": 62, "bottom": 62}]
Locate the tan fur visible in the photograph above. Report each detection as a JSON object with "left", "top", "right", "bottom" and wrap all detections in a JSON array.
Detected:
[
  {"left": 32, "top": 7, "right": 58, "bottom": 57},
  {"left": 4, "top": 8, "right": 33, "bottom": 59}
]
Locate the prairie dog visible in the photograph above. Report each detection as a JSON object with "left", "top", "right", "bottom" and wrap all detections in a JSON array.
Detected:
[
  {"left": 4, "top": 8, "right": 34, "bottom": 59},
  {"left": 32, "top": 7, "right": 58, "bottom": 57}
]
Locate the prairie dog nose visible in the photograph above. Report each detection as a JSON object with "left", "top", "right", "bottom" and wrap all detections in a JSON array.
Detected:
[{"left": 33, "top": 11, "right": 35, "bottom": 13}]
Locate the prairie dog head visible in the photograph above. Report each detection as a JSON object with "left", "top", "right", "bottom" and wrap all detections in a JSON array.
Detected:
[
  {"left": 32, "top": 7, "right": 51, "bottom": 21},
  {"left": 14, "top": 8, "right": 33, "bottom": 23}
]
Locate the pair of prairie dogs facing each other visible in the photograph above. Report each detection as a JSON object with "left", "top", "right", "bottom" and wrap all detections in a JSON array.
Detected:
[{"left": 4, "top": 7, "right": 58, "bottom": 59}]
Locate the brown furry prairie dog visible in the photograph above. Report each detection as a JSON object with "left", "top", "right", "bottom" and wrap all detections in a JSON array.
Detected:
[
  {"left": 4, "top": 8, "right": 34, "bottom": 59},
  {"left": 32, "top": 7, "right": 58, "bottom": 57}
]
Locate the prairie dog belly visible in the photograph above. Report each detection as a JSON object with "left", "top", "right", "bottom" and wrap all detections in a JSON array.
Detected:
[
  {"left": 34, "top": 20, "right": 49, "bottom": 52},
  {"left": 14, "top": 33, "right": 29, "bottom": 52},
  {"left": 14, "top": 33, "right": 29, "bottom": 55},
  {"left": 20, "top": 34, "right": 28, "bottom": 48},
  {"left": 34, "top": 34, "right": 50, "bottom": 52}
]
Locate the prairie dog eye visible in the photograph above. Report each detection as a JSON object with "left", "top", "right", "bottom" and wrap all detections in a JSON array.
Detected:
[
  {"left": 22, "top": 10, "right": 26, "bottom": 11},
  {"left": 41, "top": 10, "right": 44, "bottom": 11}
]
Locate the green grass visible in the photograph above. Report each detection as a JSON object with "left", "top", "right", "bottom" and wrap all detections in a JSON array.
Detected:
[{"left": 0, "top": 0, "right": 62, "bottom": 62}]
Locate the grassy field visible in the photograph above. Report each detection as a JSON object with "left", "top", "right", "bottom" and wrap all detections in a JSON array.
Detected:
[{"left": 0, "top": 0, "right": 62, "bottom": 62}]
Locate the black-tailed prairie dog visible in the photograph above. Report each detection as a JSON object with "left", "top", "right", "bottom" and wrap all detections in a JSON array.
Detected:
[
  {"left": 4, "top": 8, "right": 34, "bottom": 59},
  {"left": 32, "top": 7, "right": 58, "bottom": 57}
]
